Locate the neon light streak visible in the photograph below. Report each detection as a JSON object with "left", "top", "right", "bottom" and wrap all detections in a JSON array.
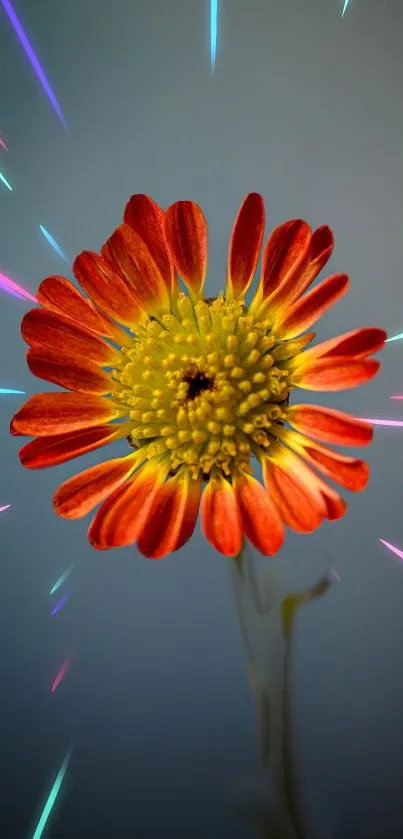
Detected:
[
  {"left": 50, "top": 593, "right": 70, "bottom": 616},
  {"left": 210, "top": 0, "right": 217, "bottom": 71},
  {"left": 386, "top": 333, "right": 403, "bottom": 343},
  {"left": 0, "top": 505, "right": 10, "bottom": 513},
  {"left": 0, "top": 170, "right": 12, "bottom": 190},
  {"left": 0, "top": 270, "right": 37, "bottom": 302},
  {"left": 380, "top": 539, "right": 403, "bottom": 562},
  {"left": 51, "top": 657, "right": 72, "bottom": 693},
  {"left": 1, "top": 0, "right": 67, "bottom": 130},
  {"left": 39, "top": 225, "right": 69, "bottom": 263},
  {"left": 359, "top": 418, "right": 403, "bottom": 427},
  {"left": 0, "top": 136, "right": 8, "bottom": 151},
  {"left": 31, "top": 747, "right": 73, "bottom": 839},
  {"left": 0, "top": 388, "right": 24, "bottom": 394},
  {"left": 390, "top": 395, "right": 403, "bottom": 400},
  {"left": 50, "top": 565, "right": 74, "bottom": 595},
  {"left": 341, "top": 0, "right": 350, "bottom": 17}
]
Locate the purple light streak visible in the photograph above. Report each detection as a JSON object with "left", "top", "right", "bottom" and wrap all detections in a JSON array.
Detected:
[
  {"left": 1, "top": 0, "right": 67, "bottom": 130},
  {"left": 0, "top": 270, "right": 37, "bottom": 302},
  {"left": 359, "top": 418, "right": 403, "bottom": 428},
  {"left": 51, "top": 657, "right": 72, "bottom": 693},
  {"left": 50, "top": 593, "right": 70, "bottom": 617},
  {"left": 380, "top": 539, "right": 403, "bottom": 562}
]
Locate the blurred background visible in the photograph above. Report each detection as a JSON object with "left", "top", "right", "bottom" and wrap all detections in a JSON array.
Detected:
[{"left": 0, "top": 0, "right": 403, "bottom": 836}]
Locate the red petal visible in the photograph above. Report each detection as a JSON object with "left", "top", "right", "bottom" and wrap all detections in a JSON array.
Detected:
[
  {"left": 53, "top": 453, "right": 139, "bottom": 519},
  {"left": 201, "top": 476, "right": 242, "bottom": 556},
  {"left": 88, "top": 460, "right": 167, "bottom": 548},
  {"left": 137, "top": 472, "right": 202, "bottom": 558},
  {"left": 283, "top": 430, "right": 369, "bottom": 491},
  {"left": 11, "top": 393, "right": 121, "bottom": 436},
  {"left": 300, "top": 328, "right": 387, "bottom": 363},
  {"left": 271, "top": 225, "right": 334, "bottom": 310},
  {"left": 27, "top": 348, "right": 112, "bottom": 394},
  {"left": 291, "top": 356, "right": 380, "bottom": 391},
  {"left": 73, "top": 250, "right": 143, "bottom": 328},
  {"left": 275, "top": 273, "right": 349, "bottom": 338},
  {"left": 287, "top": 405, "right": 373, "bottom": 446},
  {"left": 263, "top": 446, "right": 346, "bottom": 523},
  {"left": 19, "top": 423, "right": 131, "bottom": 469},
  {"left": 226, "top": 193, "right": 265, "bottom": 299},
  {"left": 164, "top": 201, "right": 208, "bottom": 296},
  {"left": 36, "top": 275, "right": 129, "bottom": 345},
  {"left": 234, "top": 473, "right": 284, "bottom": 555},
  {"left": 260, "top": 219, "right": 311, "bottom": 301},
  {"left": 102, "top": 224, "right": 170, "bottom": 316},
  {"left": 123, "top": 194, "right": 175, "bottom": 292},
  {"left": 22, "top": 308, "right": 116, "bottom": 366},
  {"left": 263, "top": 459, "right": 325, "bottom": 533}
]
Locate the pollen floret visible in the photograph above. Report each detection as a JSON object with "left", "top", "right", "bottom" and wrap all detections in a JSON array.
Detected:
[{"left": 112, "top": 293, "right": 291, "bottom": 479}]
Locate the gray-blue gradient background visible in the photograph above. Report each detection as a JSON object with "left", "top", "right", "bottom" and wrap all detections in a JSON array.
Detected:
[{"left": 1, "top": 1, "right": 403, "bottom": 836}]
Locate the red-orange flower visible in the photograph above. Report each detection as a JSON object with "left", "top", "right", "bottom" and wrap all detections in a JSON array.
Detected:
[{"left": 11, "top": 193, "right": 386, "bottom": 558}]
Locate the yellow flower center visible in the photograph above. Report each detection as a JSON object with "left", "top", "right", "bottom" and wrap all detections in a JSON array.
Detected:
[{"left": 112, "top": 293, "right": 292, "bottom": 479}]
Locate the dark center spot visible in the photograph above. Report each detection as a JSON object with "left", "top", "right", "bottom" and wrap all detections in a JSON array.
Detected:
[{"left": 183, "top": 371, "right": 214, "bottom": 401}]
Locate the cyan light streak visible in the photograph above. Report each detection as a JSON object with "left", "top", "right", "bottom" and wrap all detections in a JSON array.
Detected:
[
  {"left": 1, "top": 0, "right": 67, "bottom": 130},
  {"left": 0, "top": 169, "right": 12, "bottom": 190},
  {"left": 386, "top": 332, "right": 403, "bottom": 343},
  {"left": 380, "top": 539, "right": 403, "bottom": 562},
  {"left": 0, "top": 388, "right": 24, "bottom": 394},
  {"left": 50, "top": 566, "right": 74, "bottom": 595},
  {"left": 210, "top": 0, "right": 217, "bottom": 71},
  {"left": 0, "top": 270, "right": 37, "bottom": 302},
  {"left": 40, "top": 225, "right": 69, "bottom": 263},
  {"left": 341, "top": 0, "right": 350, "bottom": 17},
  {"left": 50, "top": 592, "right": 71, "bottom": 616},
  {"left": 31, "top": 747, "right": 73, "bottom": 839}
]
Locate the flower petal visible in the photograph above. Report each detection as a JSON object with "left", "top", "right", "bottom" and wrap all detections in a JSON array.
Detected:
[
  {"left": 279, "top": 429, "right": 369, "bottom": 491},
  {"left": 137, "top": 471, "right": 202, "bottom": 558},
  {"left": 123, "top": 194, "right": 175, "bottom": 293},
  {"left": 88, "top": 459, "right": 168, "bottom": 548},
  {"left": 263, "top": 445, "right": 346, "bottom": 524},
  {"left": 19, "top": 423, "right": 132, "bottom": 469},
  {"left": 234, "top": 473, "right": 284, "bottom": 555},
  {"left": 164, "top": 201, "right": 208, "bottom": 297},
  {"left": 27, "top": 348, "right": 112, "bottom": 394},
  {"left": 252, "top": 219, "right": 311, "bottom": 309},
  {"left": 73, "top": 251, "right": 143, "bottom": 328},
  {"left": 287, "top": 404, "right": 374, "bottom": 446},
  {"left": 22, "top": 308, "right": 116, "bottom": 366},
  {"left": 102, "top": 224, "right": 171, "bottom": 317},
  {"left": 274, "top": 273, "right": 349, "bottom": 339},
  {"left": 36, "top": 275, "right": 129, "bottom": 345},
  {"left": 226, "top": 193, "right": 265, "bottom": 299},
  {"left": 53, "top": 453, "right": 140, "bottom": 519},
  {"left": 291, "top": 356, "right": 380, "bottom": 391},
  {"left": 201, "top": 475, "right": 242, "bottom": 556},
  {"left": 11, "top": 393, "right": 122, "bottom": 437},
  {"left": 263, "top": 458, "right": 325, "bottom": 533},
  {"left": 271, "top": 225, "right": 334, "bottom": 311},
  {"left": 298, "top": 327, "right": 387, "bottom": 364}
]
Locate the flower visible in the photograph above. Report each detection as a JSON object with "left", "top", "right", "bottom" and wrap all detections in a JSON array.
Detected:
[{"left": 11, "top": 193, "right": 386, "bottom": 558}]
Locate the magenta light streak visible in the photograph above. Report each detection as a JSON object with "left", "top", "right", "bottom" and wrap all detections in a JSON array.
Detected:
[
  {"left": 51, "top": 657, "right": 72, "bottom": 693},
  {"left": 0, "top": 504, "right": 10, "bottom": 513},
  {"left": 359, "top": 418, "right": 403, "bottom": 428},
  {"left": 0, "top": 271, "right": 37, "bottom": 302},
  {"left": 380, "top": 539, "right": 403, "bottom": 562},
  {"left": 1, "top": 0, "right": 67, "bottom": 130},
  {"left": 0, "top": 136, "right": 8, "bottom": 151},
  {"left": 390, "top": 395, "right": 403, "bottom": 400}
]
